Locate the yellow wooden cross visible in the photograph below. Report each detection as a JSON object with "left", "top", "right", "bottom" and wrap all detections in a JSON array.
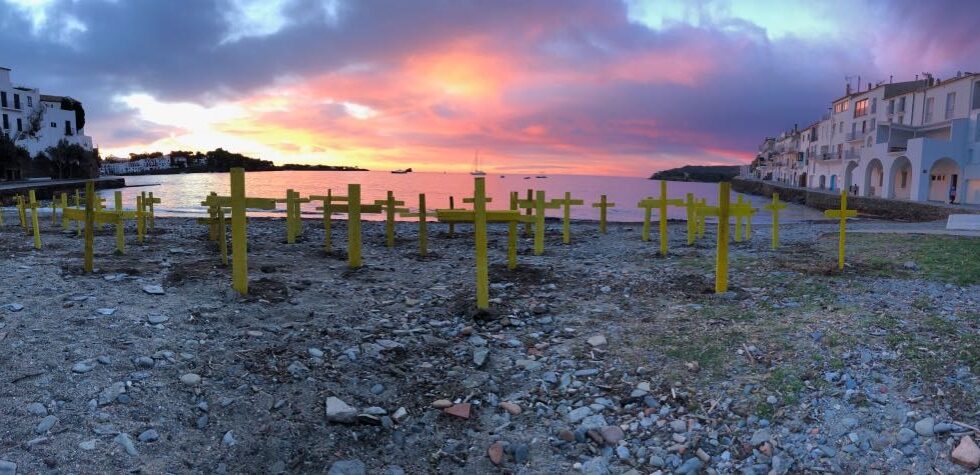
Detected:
[
  {"left": 824, "top": 190, "right": 857, "bottom": 270},
  {"left": 309, "top": 189, "right": 343, "bottom": 252},
  {"left": 49, "top": 195, "right": 63, "bottom": 225},
  {"left": 142, "top": 191, "right": 161, "bottom": 230},
  {"left": 447, "top": 196, "right": 456, "bottom": 237},
  {"left": 27, "top": 190, "right": 41, "bottom": 249},
  {"left": 374, "top": 191, "right": 409, "bottom": 248},
  {"left": 203, "top": 168, "right": 278, "bottom": 294},
  {"left": 696, "top": 183, "right": 732, "bottom": 293},
  {"left": 550, "top": 192, "right": 584, "bottom": 244},
  {"left": 683, "top": 193, "right": 698, "bottom": 245},
  {"left": 731, "top": 195, "right": 756, "bottom": 242},
  {"left": 697, "top": 198, "right": 707, "bottom": 239},
  {"left": 197, "top": 193, "right": 231, "bottom": 265},
  {"left": 591, "top": 194, "right": 615, "bottom": 235},
  {"left": 337, "top": 184, "right": 382, "bottom": 268},
  {"left": 762, "top": 193, "right": 788, "bottom": 249},
  {"left": 15, "top": 195, "right": 27, "bottom": 230},
  {"left": 517, "top": 191, "right": 560, "bottom": 255},
  {"left": 636, "top": 181, "right": 684, "bottom": 255},
  {"left": 276, "top": 189, "right": 310, "bottom": 244},
  {"left": 61, "top": 182, "right": 123, "bottom": 273},
  {"left": 522, "top": 189, "right": 533, "bottom": 237},
  {"left": 436, "top": 178, "right": 530, "bottom": 309},
  {"left": 400, "top": 193, "right": 437, "bottom": 256}
]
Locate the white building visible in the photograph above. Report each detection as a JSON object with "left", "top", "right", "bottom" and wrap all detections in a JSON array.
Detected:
[
  {"left": 100, "top": 155, "right": 176, "bottom": 175},
  {"left": 0, "top": 66, "right": 94, "bottom": 162},
  {"left": 760, "top": 71, "right": 980, "bottom": 205}
]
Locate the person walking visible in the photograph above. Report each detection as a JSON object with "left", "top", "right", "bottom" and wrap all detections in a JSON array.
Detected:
[{"left": 948, "top": 183, "right": 956, "bottom": 204}]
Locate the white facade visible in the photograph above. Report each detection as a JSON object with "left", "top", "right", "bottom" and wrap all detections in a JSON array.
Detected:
[
  {"left": 759, "top": 72, "right": 980, "bottom": 205},
  {"left": 100, "top": 155, "right": 176, "bottom": 175},
  {"left": 0, "top": 66, "right": 94, "bottom": 158}
]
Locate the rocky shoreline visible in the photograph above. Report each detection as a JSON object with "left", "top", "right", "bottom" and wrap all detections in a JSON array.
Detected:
[{"left": 0, "top": 217, "right": 977, "bottom": 474}]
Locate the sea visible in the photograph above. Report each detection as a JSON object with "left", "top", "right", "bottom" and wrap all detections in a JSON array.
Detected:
[{"left": 102, "top": 171, "right": 824, "bottom": 223}]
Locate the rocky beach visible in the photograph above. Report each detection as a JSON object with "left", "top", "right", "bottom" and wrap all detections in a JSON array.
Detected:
[{"left": 0, "top": 216, "right": 978, "bottom": 474}]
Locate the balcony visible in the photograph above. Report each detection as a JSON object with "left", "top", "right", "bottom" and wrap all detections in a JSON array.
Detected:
[
  {"left": 845, "top": 131, "right": 865, "bottom": 142},
  {"left": 843, "top": 149, "right": 860, "bottom": 160}
]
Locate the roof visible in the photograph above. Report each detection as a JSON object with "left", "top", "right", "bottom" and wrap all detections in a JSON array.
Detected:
[
  {"left": 0, "top": 67, "right": 10, "bottom": 71},
  {"left": 40, "top": 94, "right": 64, "bottom": 103}
]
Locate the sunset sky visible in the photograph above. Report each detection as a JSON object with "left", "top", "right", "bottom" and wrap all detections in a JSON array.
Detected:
[{"left": 2, "top": 0, "right": 978, "bottom": 176}]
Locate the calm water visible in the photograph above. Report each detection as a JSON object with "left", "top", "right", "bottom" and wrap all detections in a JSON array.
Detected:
[{"left": 102, "top": 171, "right": 822, "bottom": 222}]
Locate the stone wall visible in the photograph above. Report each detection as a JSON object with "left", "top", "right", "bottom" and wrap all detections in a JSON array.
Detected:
[{"left": 732, "top": 178, "right": 979, "bottom": 222}]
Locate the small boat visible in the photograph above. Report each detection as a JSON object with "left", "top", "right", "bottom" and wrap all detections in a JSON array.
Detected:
[
  {"left": 523, "top": 176, "right": 531, "bottom": 180},
  {"left": 391, "top": 168, "right": 412, "bottom": 174},
  {"left": 470, "top": 150, "right": 486, "bottom": 176},
  {"left": 499, "top": 175, "right": 505, "bottom": 178},
  {"left": 535, "top": 175, "right": 548, "bottom": 179}
]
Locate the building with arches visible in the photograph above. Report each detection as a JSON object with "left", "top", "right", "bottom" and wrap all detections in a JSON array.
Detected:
[{"left": 756, "top": 71, "right": 980, "bottom": 204}]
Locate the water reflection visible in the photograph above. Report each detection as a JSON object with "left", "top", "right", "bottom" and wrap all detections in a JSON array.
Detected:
[{"left": 105, "top": 171, "right": 823, "bottom": 222}]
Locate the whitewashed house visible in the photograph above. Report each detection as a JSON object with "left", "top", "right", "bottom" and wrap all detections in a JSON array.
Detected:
[
  {"left": 0, "top": 67, "right": 94, "bottom": 160},
  {"left": 760, "top": 71, "right": 980, "bottom": 205}
]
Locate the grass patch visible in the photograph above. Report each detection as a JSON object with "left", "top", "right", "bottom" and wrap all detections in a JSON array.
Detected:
[{"left": 839, "top": 235, "right": 980, "bottom": 285}]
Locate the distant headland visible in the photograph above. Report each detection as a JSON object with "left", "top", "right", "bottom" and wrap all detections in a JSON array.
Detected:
[
  {"left": 650, "top": 165, "right": 741, "bottom": 183},
  {"left": 100, "top": 148, "right": 367, "bottom": 176}
]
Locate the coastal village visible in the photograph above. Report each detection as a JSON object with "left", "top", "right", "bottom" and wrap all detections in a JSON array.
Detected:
[{"left": 2, "top": 7, "right": 980, "bottom": 475}]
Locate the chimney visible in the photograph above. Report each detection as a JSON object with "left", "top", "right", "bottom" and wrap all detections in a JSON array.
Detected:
[
  {"left": 889, "top": 75, "right": 893, "bottom": 83},
  {"left": 846, "top": 83, "right": 852, "bottom": 95},
  {"left": 868, "top": 82, "right": 872, "bottom": 91}
]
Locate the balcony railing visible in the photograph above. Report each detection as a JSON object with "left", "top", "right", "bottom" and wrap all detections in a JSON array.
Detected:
[
  {"left": 845, "top": 131, "right": 865, "bottom": 141},
  {"left": 843, "top": 149, "right": 860, "bottom": 160}
]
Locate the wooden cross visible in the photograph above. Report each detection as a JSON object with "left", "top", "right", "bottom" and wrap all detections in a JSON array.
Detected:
[
  {"left": 15, "top": 195, "right": 27, "bottom": 230},
  {"left": 197, "top": 193, "right": 230, "bottom": 265},
  {"left": 334, "top": 184, "right": 382, "bottom": 268},
  {"left": 824, "top": 190, "right": 857, "bottom": 270},
  {"left": 731, "top": 195, "right": 756, "bottom": 242},
  {"left": 517, "top": 190, "right": 560, "bottom": 256},
  {"left": 696, "top": 183, "right": 732, "bottom": 293},
  {"left": 762, "top": 193, "right": 788, "bottom": 249},
  {"left": 591, "top": 194, "right": 616, "bottom": 235},
  {"left": 683, "top": 193, "right": 698, "bottom": 245},
  {"left": 697, "top": 198, "right": 707, "bottom": 239},
  {"left": 400, "top": 193, "right": 437, "bottom": 256},
  {"left": 447, "top": 196, "right": 456, "bottom": 237},
  {"left": 374, "top": 191, "right": 409, "bottom": 248},
  {"left": 141, "top": 191, "right": 161, "bottom": 230},
  {"left": 636, "top": 181, "right": 684, "bottom": 256},
  {"left": 522, "top": 189, "right": 533, "bottom": 237},
  {"left": 549, "top": 192, "right": 584, "bottom": 244},
  {"left": 27, "top": 190, "right": 41, "bottom": 249},
  {"left": 61, "top": 182, "right": 122, "bottom": 273},
  {"left": 276, "top": 189, "right": 310, "bottom": 244},
  {"left": 436, "top": 178, "right": 530, "bottom": 309},
  {"left": 205, "top": 168, "right": 278, "bottom": 294},
  {"left": 309, "top": 189, "right": 343, "bottom": 252}
]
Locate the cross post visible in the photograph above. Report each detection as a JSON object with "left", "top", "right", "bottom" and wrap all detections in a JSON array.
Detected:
[
  {"left": 28, "top": 190, "right": 41, "bottom": 249},
  {"left": 762, "top": 193, "right": 788, "bottom": 249},
  {"left": 591, "top": 194, "right": 615, "bottom": 235},
  {"left": 374, "top": 191, "right": 408, "bottom": 248},
  {"left": 823, "top": 190, "right": 857, "bottom": 270},
  {"left": 400, "top": 193, "right": 437, "bottom": 256},
  {"left": 550, "top": 192, "right": 584, "bottom": 244}
]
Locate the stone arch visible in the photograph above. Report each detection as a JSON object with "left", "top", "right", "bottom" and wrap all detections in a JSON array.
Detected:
[
  {"left": 927, "top": 157, "right": 961, "bottom": 202},
  {"left": 864, "top": 159, "right": 884, "bottom": 197},
  {"left": 889, "top": 156, "right": 912, "bottom": 200},
  {"left": 818, "top": 175, "right": 826, "bottom": 189},
  {"left": 829, "top": 175, "right": 837, "bottom": 191},
  {"left": 844, "top": 161, "right": 859, "bottom": 193}
]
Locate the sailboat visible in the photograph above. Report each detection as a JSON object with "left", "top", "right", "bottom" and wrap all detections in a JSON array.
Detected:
[{"left": 470, "top": 150, "right": 486, "bottom": 176}]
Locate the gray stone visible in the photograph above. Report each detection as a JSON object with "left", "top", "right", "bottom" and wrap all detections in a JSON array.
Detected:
[
  {"left": 134, "top": 356, "right": 155, "bottom": 369},
  {"left": 327, "top": 459, "right": 366, "bottom": 475},
  {"left": 933, "top": 422, "right": 955, "bottom": 434},
  {"left": 675, "top": 457, "right": 703, "bottom": 474},
  {"left": 72, "top": 361, "right": 95, "bottom": 373},
  {"left": 0, "top": 460, "right": 16, "bottom": 475},
  {"left": 587, "top": 335, "right": 607, "bottom": 347},
  {"left": 473, "top": 348, "right": 489, "bottom": 367},
  {"left": 580, "top": 457, "right": 610, "bottom": 475},
  {"left": 599, "top": 425, "right": 625, "bottom": 445},
  {"left": 325, "top": 397, "right": 358, "bottom": 423},
  {"left": 222, "top": 431, "right": 236, "bottom": 446},
  {"left": 79, "top": 439, "right": 97, "bottom": 450},
  {"left": 180, "top": 373, "right": 202, "bottom": 386},
  {"left": 750, "top": 428, "right": 771, "bottom": 446},
  {"left": 138, "top": 429, "right": 160, "bottom": 442},
  {"left": 567, "top": 406, "right": 593, "bottom": 423},
  {"left": 580, "top": 414, "right": 607, "bottom": 430},
  {"left": 142, "top": 285, "right": 165, "bottom": 295},
  {"left": 2, "top": 303, "right": 24, "bottom": 312},
  {"left": 95, "top": 308, "right": 116, "bottom": 316},
  {"left": 670, "top": 420, "right": 687, "bottom": 433},
  {"left": 615, "top": 445, "right": 630, "bottom": 460},
  {"left": 35, "top": 415, "right": 58, "bottom": 433},
  {"left": 25, "top": 403, "right": 47, "bottom": 416},
  {"left": 914, "top": 417, "right": 934, "bottom": 437},
  {"left": 309, "top": 347, "right": 324, "bottom": 358},
  {"left": 897, "top": 428, "right": 916, "bottom": 445},
  {"left": 114, "top": 433, "right": 138, "bottom": 456},
  {"left": 100, "top": 382, "right": 127, "bottom": 405},
  {"left": 147, "top": 314, "right": 169, "bottom": 324}
]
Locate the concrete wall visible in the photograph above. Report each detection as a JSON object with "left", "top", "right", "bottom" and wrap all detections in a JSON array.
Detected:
[{"left": 731, "top": 177, "right": 980, "bottom": 222}]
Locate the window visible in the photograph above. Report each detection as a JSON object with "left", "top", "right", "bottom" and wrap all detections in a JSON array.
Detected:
[
  {"left": 870, "top": 118, "right": 876, "bottom": 129},
  {"left": 26, "top": 96, "right": 31, "bottom": 108},
  {"left": 50, "top": 121, "right": 56, "bottom": 128},
  {"left": 861, "top": 120, "right": 867, "bottom": 133},
  {"left": 13, "top": 94, "right": 19, "bottom": 109},
  {"left": 854, "top": 98, "right": 869, "bottom": 117},
  {"left": 834, "top": 101, "right": 849, "bottom": 114},
  {"left": 974, "top": 81, "right": 980, "bottom": 109},
  {"left": 945, "top": 92, "right": 956, "bottom": 119},
  {"left": 897, "top": 115, "right": 904, "bottom": 124},
  {"left": 1, "top": 113, "right": 7, "bottom": 129},
  {"left": 899, "top": 97, "right": 906, "bottom": 112},
  {"left": 831, "top": 122, "right": 836, "bottom": 134},
  {"left": 0, "top": 91, "right": 6, "bottom": 108},
  {"left": 888, "top": 99, "right": 895, "bottom": 114},
  {"left": 924, "top": 97, "right": 934, "bottom": 123},
  {"left": 16, "top": 118, "right": 21, "bottom": 131},
  {"left": 871, "top": 97, "right": 877, "bottom": 114},
  {"left": 64, "top": 120, "right": 73, "bottom": 136}
]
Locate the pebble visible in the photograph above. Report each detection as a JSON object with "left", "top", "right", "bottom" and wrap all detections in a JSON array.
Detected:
[
  {"left": 431, "top": 399, "right": 452, "bottom": 409},
  {"left": 79, "top": 439, "right": 97, "bottom": 450},
  {"left": 0, "top": 460, "right": 16, "bottom": 475},
  {"left": 487, "top": 441, "right": 505, "bottom": 465},
  {"left": 142, "top": 285, "right": 165, "bottom": 295},
  {"left": 499, "top": 401, "right": 521, "bottom": 415},
  {"left": 615, "top": 445, "right": 630, "bottom": 460},
  {"left": 2, "top": 303, "right": 24, "bottom": 312},
  {"left": 599, "top": 425, "right": 625, "bottom": 445},
  {"left": 25, "top": 403, "right": 47, "bottom": 416},
  {"left": 95, "top": 308, "right": 116, "bottom": 316},
  {"left": 580, "top": 457, "right": 609, "bottom": 475},
  {"left": 138, "top": 429, "right": 159, "bottom": 442},
  {"left": 35, "top": 415, "right": 58, "bottom": 433},
  {"left": 567, "top": 406, "right": 593, "bottom": 423},
  {"left": 473, "top": 348, "right": 489, "bottom": 367},
  {"left": 914, "top": 417, "right": 935, "bottom": 436},
  {"left": 750, "top": 428, "right": 771, "bottom": 446},
  {"left": 180, "top": 373, "right": 202, "bottom": 386},
  {"left": 897, "top": 427, "right": 916, "bottom": 445},
  {"left": 327, "top": 459, "right": 366, "bottom": 475},
  {"left": 512, "top": 443, "right": 530, "bottom": 464},
  {"left": 325, "top": 397, "right": 358, "bottom": 423},
  {"left": 113, "top": 433, "right": 138, "bottom": 456},
  {"left": 222, "top": 431, "right": 236, "bottom": 446},
  {"left": 587, "top": 335, "right": 607, "bottom": 347},
  {"left": 71, "top": 361, "right": 96, "bottom": 373},
  {"left": 309, "top": 347, "right": 324, "bottom": 358},
  {"left": 134, "top": 356, "right": 155, "bottom": 369},
  {"left": 952, "top": 436, "right": 980, "bottom": 469},
  {"left": 674, "top": 457, "right": 703, "bottom": 474},
  {"left": 147, "top": 314, "right": 169, "bottom": 324},
  {"left": 669, "top": 419, "right": 687, "bottom": 433},
  {"left": 444, "top": 403, "right": 471, "bottom": 419}
]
